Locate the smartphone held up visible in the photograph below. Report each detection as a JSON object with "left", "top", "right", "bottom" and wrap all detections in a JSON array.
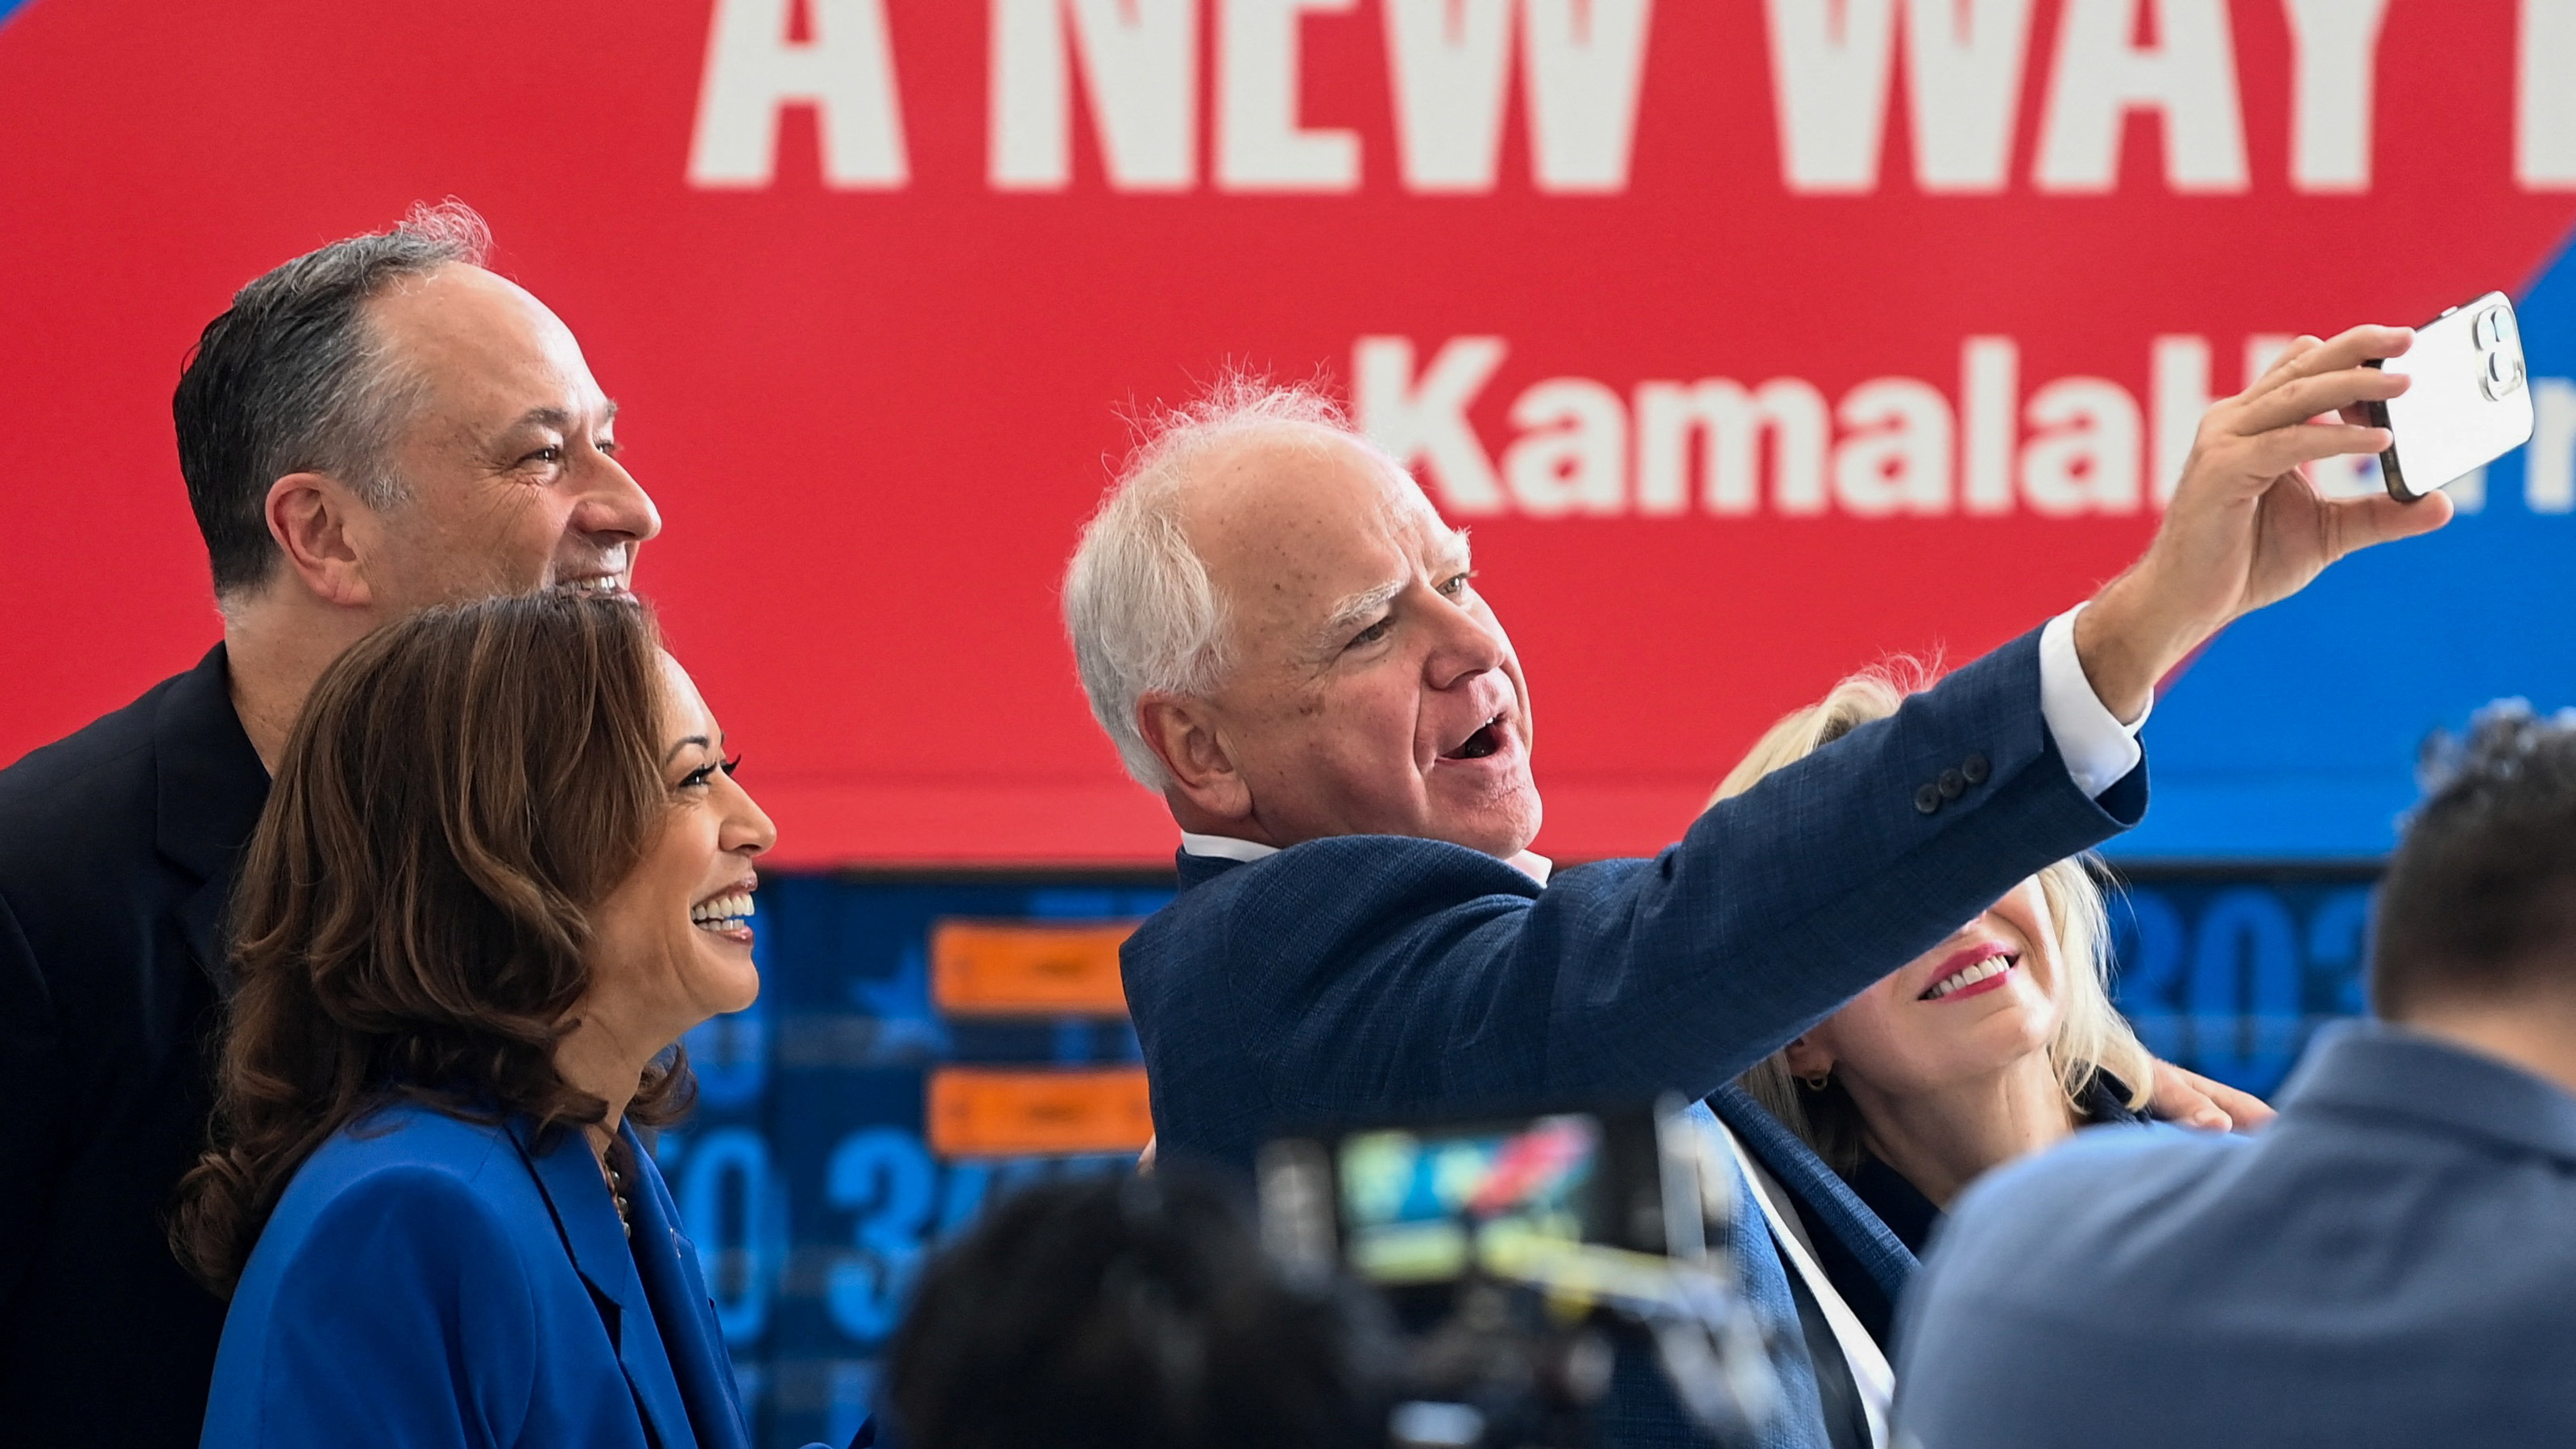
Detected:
[{"left": 2368, "top": 292, "right": 2537, "bottom": 502}]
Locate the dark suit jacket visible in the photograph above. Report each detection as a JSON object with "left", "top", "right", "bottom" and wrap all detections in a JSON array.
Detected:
[
  {"left": 1707, "top": 1085, "right": 1917, "bottom": 1348},
  {"left": 0, "top": 645, "right": 266, "bottom": 1447},
  {"left": 1897, "top": 1021, "right": 2576, "bottom": 1448},
  {"left": 202, "top": 1103, "right": 777, "bottom": 1449},
  {"left": 1122, "top": 629, "right": 2144, "bottom": 1179},
  {"left": 1121, "top": 631, "right": 2142, "bottom": 1447},
  {"left": 1654, "top": 1097, "right": 1901, "bottom": 1449}
]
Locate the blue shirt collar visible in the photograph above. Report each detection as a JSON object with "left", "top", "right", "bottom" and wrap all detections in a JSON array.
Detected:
[{"left": 2281, "top": 1019, "right": 2576, "bottom": 1165}]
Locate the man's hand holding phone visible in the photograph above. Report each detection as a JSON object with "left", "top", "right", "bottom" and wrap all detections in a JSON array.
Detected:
[{"left": 2074, "top": 323, "right": 2450, "bottom": 724}]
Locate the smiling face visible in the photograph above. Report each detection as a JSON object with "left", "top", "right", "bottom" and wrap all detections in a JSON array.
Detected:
[
  {"left": 1787, "top": 877, "right": 2067, "bottom": 1095},
  {"left": 580, "top": 654, "right": 777, "bottom": 1055},
  {"left": 355, "top": 264, "right": 661, "bottom": 611},
  {"left": 1153, "top": 429, "right": 1540, "bottom": 856}
]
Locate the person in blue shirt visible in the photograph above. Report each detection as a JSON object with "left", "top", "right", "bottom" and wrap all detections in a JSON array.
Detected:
[
  {"left": 1895, "top": 702, "right": 2576, "bottom": 1447},
  {"left": 173, "top": 593, "right": 796, "bottom": 1449}
]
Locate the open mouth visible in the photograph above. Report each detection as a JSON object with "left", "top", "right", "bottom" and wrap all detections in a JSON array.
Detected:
[
  {"left": 1443, "top": 715, "right": 1507, "bottom": 761},
  {"left": 1920, "top": 949, "right": 2015, "bottom": 1001},
  {"left": 690, "top": 887, "right": 756, "bottom": 936},
  {"left": 557, "top": 573, "right": 629, "bottom": 597}
]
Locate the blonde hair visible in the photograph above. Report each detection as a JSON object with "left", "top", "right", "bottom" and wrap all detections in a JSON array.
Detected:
[{"left": 1720, "top": 664, "right": 2155, "bottom": 1174}]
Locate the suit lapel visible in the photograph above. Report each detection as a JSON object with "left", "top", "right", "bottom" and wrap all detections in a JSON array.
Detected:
[
  {"left": 175, "top": 874, "right": 234, "bottom": 996},
  {"left": 620, "top": 1124, "right": 750, "bottom": 1449},
  {"left": 510, "top": 1120, "right": 701, "bottom": 1449},
  {"left": 150, "top": 644, "right": 269, "bottom": 998},
  {"left": 1701, "top": 1114, "right": 1834, "bottom": 1449},
  {"left": 1707, "top": 1086, "right": 1916, "bottom": 1342}
]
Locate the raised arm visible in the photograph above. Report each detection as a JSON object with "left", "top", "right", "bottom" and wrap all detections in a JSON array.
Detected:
[
  {"left": 1228, "top": 325, "right": 2435, "bottom": 1129},
  {"left": 1208, "top": 627, "right": 2125, "bottom": 1128},
  {"left": 1530, "top": 628, "right": 2131, "bottom": 1102},
  {"left": 2077, "top": 324, "right": 2444, "bottom": 720}
]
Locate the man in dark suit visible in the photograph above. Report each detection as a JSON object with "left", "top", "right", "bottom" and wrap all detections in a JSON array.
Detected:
[
  {"left": 1062, "top": 335, "right": 2442, "bottom": 1447},
  {"left": 0, "top": 202, "right": 660, "bottom": 1447},
  {"left": 1895, "top": 703, "right": 2576, "bottom": 1448}
]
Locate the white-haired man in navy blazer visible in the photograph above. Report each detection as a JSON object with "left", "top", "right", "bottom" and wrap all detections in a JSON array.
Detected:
[{"left": 1065, "top": 327, "right": 2442, "bottom": 1448}]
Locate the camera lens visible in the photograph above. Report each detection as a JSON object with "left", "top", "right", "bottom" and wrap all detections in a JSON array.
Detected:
[
  {"left": 2483, "top": 348, "right": 2526, "bottom": 400},
  {"left": 2473, "top": 305, "right": 2520, "bottom": 352}
]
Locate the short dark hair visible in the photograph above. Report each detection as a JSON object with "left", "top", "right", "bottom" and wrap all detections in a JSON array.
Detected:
[
  {"left": 172, "top": 591, "right": 689, "bottom": 1294},
  {"left": 2372, "top": 702, "right": 2576, "bottom": 1020},
  {"left": 887, "top": 1171, "right": 1381, "bottom": 1449},
  {"left": 172, "top": 201, "right": 491, "bottom": 597}
]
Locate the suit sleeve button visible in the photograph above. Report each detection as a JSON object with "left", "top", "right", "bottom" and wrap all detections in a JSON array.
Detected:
[
  {"left": 1961, "top": 751, "right": 1990, "bottom": 785},
  {"left": 1915, "top": 784, "right": 1943, "bottom": 814},
  {"left": 1938, "top": 768, "right": 1965, "bottom": 800}
]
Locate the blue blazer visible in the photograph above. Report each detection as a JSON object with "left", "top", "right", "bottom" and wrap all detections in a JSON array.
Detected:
[
  {"left": 201, "top": 1101, "right": 761, "bottom": 1449},
  {"left": 1642, "top": 1098, "right": 1911, "bottom": 1449},
  {"left": 1896, "top": 1021, "right": 2576, "bottom": 1448},
  {"left": 1121, "top": 629, "right": 2143, "bottom": 1178},
  {"left": 1706, "top": 1086, "right": 1917, "bottom": 1347}
]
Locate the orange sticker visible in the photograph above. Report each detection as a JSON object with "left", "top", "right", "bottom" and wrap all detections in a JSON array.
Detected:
[
  {"left": 926, "top": 1066, "right": 1154, "bottom": 1157},
  {"left": 930, "top": 920, "right": 1135, "bottom": 1016}
]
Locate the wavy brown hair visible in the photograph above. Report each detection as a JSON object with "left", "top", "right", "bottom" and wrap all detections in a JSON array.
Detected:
[{"left": 173, "top": 592, "right": 696, "bottom": 1294}]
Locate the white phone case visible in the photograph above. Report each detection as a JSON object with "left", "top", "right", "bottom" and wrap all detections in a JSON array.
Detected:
[{"left": 2375, "top": 291, "right": 2536, "bottom": 500}]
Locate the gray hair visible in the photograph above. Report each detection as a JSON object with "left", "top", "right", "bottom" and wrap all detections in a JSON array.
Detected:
[
  {"left": 174, "top": 201, "right": 494, "bottom": 597},
  {"left": 1063, "top": 377, "right": 1391, "bottom": 789}
]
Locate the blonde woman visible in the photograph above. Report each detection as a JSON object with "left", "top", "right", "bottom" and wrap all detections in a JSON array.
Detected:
[{"left": 1700, "top": 665, "right": 2172, "bottom": 1351}]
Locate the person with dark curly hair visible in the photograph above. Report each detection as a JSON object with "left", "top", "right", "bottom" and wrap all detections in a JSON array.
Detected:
[{"left": 172, "top": 593, "right": 794, "bottom": 1449}]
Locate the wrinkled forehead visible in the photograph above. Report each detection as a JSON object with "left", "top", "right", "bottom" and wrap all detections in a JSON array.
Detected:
[
  {"left": 367, "top": 264, "right": 603, "bottom": 413},
  {"left": 1182, "top": 428, "right": 1461, "bottom": 624}
]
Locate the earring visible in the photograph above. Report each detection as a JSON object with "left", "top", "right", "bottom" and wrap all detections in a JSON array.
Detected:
[{"left": 1799, "top": 1069, "right": 1833, "bottom": 1092}]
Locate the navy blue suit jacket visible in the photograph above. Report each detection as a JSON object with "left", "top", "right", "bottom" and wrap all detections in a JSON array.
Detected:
[
  {"left": 1123, "top": 630, "right": 2143, "bottom": 1178},
  {"left": 1897, "top": 1021, "right": 2576, "bottom": 1448},
  {"left": 1706, "top": 1087, "right": 1917, "bottom": 1347},
  {"left": 0, "top": 645, "right": 264, "bottom": 1446},
  {"left": 202, "top": 1102, "right": 778, "bottom": 1449},
  {"left": 1122, "top": 631, "right": 2141, "bottom": 1447},
  {"left": 1646, "top": 1098, "right": 1912, "bottom": 1449}
]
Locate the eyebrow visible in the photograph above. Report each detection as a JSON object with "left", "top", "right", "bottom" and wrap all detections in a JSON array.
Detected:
[
  {"left": 1428, "top": 529, "right": 1472, "bottom": 577},
  {"left": 1313, "top": 530, "right": 1476, "bottom": 651},
  {"left": 1319, "top": 578, "right": 1406, "bottom": 646},
  {"left": 662, "top": 734, "right": 712, "bottom": 765},
  {"left": 500, "top": 399, "right": 619, "bottom": 436}
]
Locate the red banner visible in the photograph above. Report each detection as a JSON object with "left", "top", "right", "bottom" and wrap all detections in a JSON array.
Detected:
[{"left": 3, "top": 0, "right": 2572, "bottom": 863}]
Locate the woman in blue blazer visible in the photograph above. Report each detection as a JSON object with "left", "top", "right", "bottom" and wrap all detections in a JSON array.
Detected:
[{"left": 173, "top": 594, "right": 793, "bottom": 1449}]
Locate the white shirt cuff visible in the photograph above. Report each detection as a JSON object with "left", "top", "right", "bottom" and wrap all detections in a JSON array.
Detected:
[{"left": 2039, "top": 603, "right": 2147, "bottom": 801}]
